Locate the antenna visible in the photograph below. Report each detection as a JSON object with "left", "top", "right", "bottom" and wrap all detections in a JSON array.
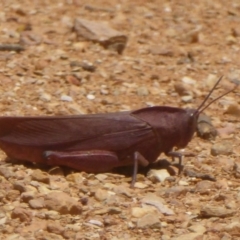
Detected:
[
  {"left": 194, "top": 76, "right": 238, "bottom": 114},
  {"left": 196, "top": 76, "right": 223, "bottom": 112},
  {"left": 199, "top": 85, "right": 238, "bottom": 113}
]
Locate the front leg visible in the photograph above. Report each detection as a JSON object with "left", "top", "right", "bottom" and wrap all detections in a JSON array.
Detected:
[
  {"left": 167, "top": 150, "right": 195, "bottom": 174},
  {"left": 167, "top": 150, "right": 184, "bottom": 174}
]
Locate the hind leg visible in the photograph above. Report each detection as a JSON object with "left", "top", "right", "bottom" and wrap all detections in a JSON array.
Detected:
[
  {"left": 44, "top": 150, "right": 121, "bottom": 173},
  {"left": 44, "top": 150, "right": 149, "bottom": 187}
]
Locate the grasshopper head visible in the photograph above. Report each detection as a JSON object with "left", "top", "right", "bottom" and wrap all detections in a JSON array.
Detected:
[
  {"left": 176, "top": 108, "right": 199, "bottom": 149},
  {"left": 176, "top": 76, "right": 237, "bottom": 149}
]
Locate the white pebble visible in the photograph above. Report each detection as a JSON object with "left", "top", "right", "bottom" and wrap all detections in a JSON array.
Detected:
[
  {"left": 87, "top": 94, "right": 95, "bottom": 100},
  {"left": 182, "top": 76, "right": 196, "bottom": 85},
  {"left": 61, "top": 95, "right": 73, "bottom": 102},
  {"left": 88, "top": 219, "right": 103, "bottom": 227}
]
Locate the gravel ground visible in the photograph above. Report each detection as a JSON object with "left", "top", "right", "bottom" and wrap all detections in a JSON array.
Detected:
[{"left": 0, "top": 1, "right": 240, "bottom": 239}]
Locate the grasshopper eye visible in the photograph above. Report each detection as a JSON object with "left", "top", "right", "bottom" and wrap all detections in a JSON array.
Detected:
[
  {"left": 187, "top": 110, "right": 198, "bottom": 129},
  {"left": 188, "top": 114, "right": 194, "bottom": 124},
  {"left": 186, "top": 109, "right": 197, "bottom": 119}
]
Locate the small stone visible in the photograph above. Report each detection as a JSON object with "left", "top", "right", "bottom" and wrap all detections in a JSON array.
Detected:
[
  {"left": 74, "top": 18, "right": 127, "bottom": 54},
  {"left": 0, "top": 216, "right": 7, "bottom": 225},
  {"left": 178, "top": 180, "right": 189, "bottom": 186},
  {"left": 63, "top": 230, "right": 76, "bottom": 240},
  {"left": 103, "top": 216, "right": 117, "bottom": 226},
  {"left": 212, "top": 157, "right": 233, "bottom": 173},
  {"left": 35, "top": 59, "right": 48, "bottom": 71},
  {"left": 80, "top": 60, "right": 96, "bottom": 72},
  {"left": 6, "top": 61, "right": 17, "bottom": 69},
  {"left": 181, "top": 95, "right": 193, "bottom": 103},
  {"left": 6, "top": 190, "right": 20, "bottom": 201},
  {"left": 150, "top": 46, "right": 174, "bottom": 56},
  {"left": 100, "top": 88, "right": 109, "bottom": 95},
  {"left": 127, "top": 221, "right": 135, "bottom": 229},
  {"left": 61, "top": 15, "right": 73, "bottom": 28},
  {"left": 29, "top": 197, "right": 45, "bottom": 209},
  {"left": 137, "top": 87, "right": 149, "bottom": 96},
  {"left": 224, "top": 222, "right": 240, "bottom": 235},
  {"left": 224, "top": 104, "right": 240, "bottom": 117},
  {"left": 68, "top": 103, "right": 87, "bottom": 114},
  {"left": 161, "top": 235, "right": 171, "bottom": 240},
  {"left": 197, "top": 113, "right": 217, "bottom": 140},
  {"left": 226, "top": 35, "right": 237, "bottom": 45},
  {"left": 31, "top": 169, "right": 50, "bottom": 184},
  {"left": 15, "top": 169, "right": 29, "bottom": 180},
  {"left": 66, "top": 173, "right": 84, "bottom": 184},
  {"left": 147, "top": 169, "right": 170, "bottom": 183},
  {"left": 21, "top": 191, "right": 35, "bottom": 202},
  {"left": 40, "top": 92, "right": 52, "bottom": 102},
  {"left": 171, "top": 233, "right": 202, "bottom": 240},
  {"left": 88, "top": 219, "right": 104, "bottom": 227},
  {"left": 188, "top": 224, "right": 206, "bottom": 234},
  {"left": 174, "top": 83, "right": 192, "bottom": 96},
  {"left": 225, "top": 200, "right": 237, "bottom": 209},
  {"left": 137, "top": 213, "right": 161, "bottom": 229},
  {"left": 95, "top": 174, "right": 108, "bottom": 181},
  {"left": 205, "top": 74, "right": 218, "bottom": 89},
  {"left": 30, "top": 180, "right": 41, "bottom": 188},
  {"left": 103, "top": 182, "right": 117, "bottom": 190},
  {"left": 87, "top": 179, "right": 99, "bottom": 186},
  {"left": 215, "top": 178, "right": 229, "bottom": 190},
  {"left": 107, "top": 207, "right": 122, "bottom": 215},
  {"left": 134, "top": 182, "right": 148, "bottom": 189},
  {"left": 13, "top": 181, "right": 28, "bottom": 193},
  {"left": 195, "top": 180, "right": 215, "bottom": 194},
  {"left": 38, "top": 185, "right": 51, "bottom": 194},
  {"left": 44, "top": 192, "right": 82, "bottom": 214},
  {"left": 112, "top": 185, "right": 132, "bottom": 198},
  {"left": 163, "top": 186, "right": 188, "bottom": 197},
  {"left": 184, "top": 28, "right": 200, "bottom": 43},
  {"left": 87, "top": 94, "right": 95, "bottom": 100},
  {"left": 165, "top": 28, "right": 177, "bottom": 37},
  {"left": 200, "top": 205, "right": 235, "bottom": 218},
  {"left": 72, "top": 42, "right": 89, "bottom": 51},
  {"left": 34, "top": 231, "right": 64, "bottom": 240},
  {"left": 95, "top": 189, "right": 109, "bottom": 201},
  {"left": 0, "top": 167, "right": 14, "bottom": 179},
  {"left": 47, "top": 221, "right": 64, "bottom": 235},
  {"left": 61, "top": 95, "right": 73, "bottom": 102},
  {"left": 66, "top": 75, "right": 81, "bottom": 86},
  {"left": 5, "top": 234, "right": 26, "bottom": 240},
  {"left": 211, "top": 141, "right": 233, "bottom": 156},
  {"left": 93, "top": 207, "right": 121, "bottom": 216},
  {"left": 228, "top": 68, "right": 240, "bottom": 80},
  {"left": 45, "top": 210, "right": 60, "bottom": 220},
  {"left": 93, "top": 208, "right": 109, "bottom": 215},
  {"left": 11, "top": 207, "right": 32, "bottom": 222},
  {"left": 181, "top": 76, "right": 196, "bottom": 85},
  {"left": 141, "top": 193, "right": 174, "bottom": 215},
  {"left": 217, "top": 123, "right": 236, "bottom": 137},
  {"left": 131, "top": 206, "right": 157, "bottom": 218},
  {"left": 80, "top": 197, "right": 88, "bottom": 205}
]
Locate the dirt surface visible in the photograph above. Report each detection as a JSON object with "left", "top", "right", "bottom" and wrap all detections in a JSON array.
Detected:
[{"left": 1, "top": 1, "right": 240, "bottom": 239}]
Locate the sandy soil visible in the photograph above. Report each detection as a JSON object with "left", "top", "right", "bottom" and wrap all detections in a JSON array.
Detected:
[{"left": 0, "top": 1, "right": 240, "bottom": 239}]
